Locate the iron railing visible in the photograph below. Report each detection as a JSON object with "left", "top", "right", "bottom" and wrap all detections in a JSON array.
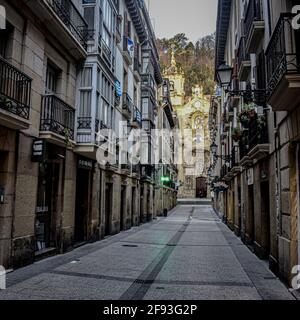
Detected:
[
  {"left": 266, "top": 13, "right": 300, "bottom": 95},
  {"left": 0, "top": 56, "right": 31, "bottom": 120},
  {"left": 77, "top": 116, "right": 92, "bottom": 129},
  {"left": 122, "top": 93, "right": 133, "bottom": 115},
  {"left": 221, "top": 164, "right": 229, "bottom": 179},
  {"left": 40, "top": 94, "right": 75, "bottom": 139},
  {"left": 248, "top": 117, "right": 268, "bottom": 151},
  {"left": 123, "top": 36, "right": 133, "bottom": 57},
  {"left": 239, "top": 131, "right": 249, "bottom": 160},
  {"left": 239, "top": 118, "right": 268, "bottom": 159},
  {"left": 244, "top": 0, "right": 263, "bottom": 42},
  {"left": 237, "top": 36, "right": 250, "bottom": 73},
  {"left": 46, "top": 0, "right": 88, "bottom": 49},
  {"left": 132, "top": 106, "right": 142, "bottom": 127},
  {"left": 101, "top": 38, "right": 112, "bottom": 62},
  {"left": 230, "top": 146, "right": 239, "bottom": 169},
  {"left": 132, "top": 164, "right": 141, "bottom": 174}
]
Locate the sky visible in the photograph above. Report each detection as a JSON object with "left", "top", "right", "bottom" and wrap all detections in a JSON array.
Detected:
[{"left": 147, "top": 0, "right": 218, "bottom": 43}]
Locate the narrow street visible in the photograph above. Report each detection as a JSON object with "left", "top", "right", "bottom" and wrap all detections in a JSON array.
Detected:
[{"left": 0, "top": 204, "right": 294, "bottom": 300}]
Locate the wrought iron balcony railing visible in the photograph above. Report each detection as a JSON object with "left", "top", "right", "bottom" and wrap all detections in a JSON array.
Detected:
[
  {"left": 237, "top": 36, "right": 250, "bottom": 72},
  {"left": 122, "top": 93, "right": 133, "bottom": 115},
  {"left": 221, "top": 164, "right": 229, "bottom": 179},
  {"left": 77, "top": 116, "right": 92, "bottom": 130},
  {"left": 230, "top": 146, "right": 239, "bottom": 169},
  {"left": 46, "top": 0, "right": 88, "bottom": 49},
  {"left": 123, "top": 36, "right": 133, "bottom": 58},
  {"left": 248, "top": 117, "right": 268, "bottom": 151},
  {"left": 40, "top": 94, "right": 75, "bottom": 140},
  {"left": 132, "top": 106, "right": 142, "bottom": 127},
  {"left": 244, "top": 0, "right": 263, "bottom": 42},
  {"left": 134, "top": 58, "right": 141, "bottom": 74},
  {"left": 101, "top": 38, "right": 112, "bottom": 62},
  {"left": 0, "top": 56, "right": 31, "bottom": 120},
  {"left": 239, "top": 118, "right": 268, "bottom": 160},
  {"left": 266, "top": 13, "right": 300, "bottom": 95}
]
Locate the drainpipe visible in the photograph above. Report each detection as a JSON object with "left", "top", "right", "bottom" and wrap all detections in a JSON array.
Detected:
[
  {"left": 297, "top": 143, "right": 300, "bottom": 266},
  {"left": 274, "top": 113, "right": 282, "bottom": 242}
]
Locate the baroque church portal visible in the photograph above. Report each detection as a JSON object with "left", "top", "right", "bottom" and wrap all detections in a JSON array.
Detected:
[{"left": 164, "top": 52, "right": 211, "bottom": 199}]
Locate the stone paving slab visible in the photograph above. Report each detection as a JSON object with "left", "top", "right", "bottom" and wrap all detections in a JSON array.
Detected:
[
  {"left": 144, "top": 284, "right": 262, "bottom": 300},
  {"left": 153, "top": 246, "right": 252, "bottom": 284}
]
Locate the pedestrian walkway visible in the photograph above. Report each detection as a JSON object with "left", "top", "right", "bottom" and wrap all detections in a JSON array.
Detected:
[{"left": 0, "top": 205, "right": 295, "bottom": 300}]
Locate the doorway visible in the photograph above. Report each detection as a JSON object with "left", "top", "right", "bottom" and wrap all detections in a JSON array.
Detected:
[
  {"left": 261, "top": 181, "right": 270, "bottom": 258},
  {"left": 105, "top": 183, "right": 113, "bottom": 236},
  {"left": 196, "top": 177, "right": 207, "bottom": 198},
  {"left": 140, "top": 185, "right": 144, "bottom": 223},
  {"left": 36, "top": 162, "right": 60, "bottom": 251},
  {"left": 247, "top": 185, "right": 255, "bottom": 244},
  {"left": 74, "top": 168, "right": 90, "bottom": 243},
  {"left": 120, "top": 185, "right": 126, "bottom": 231},
  {"left": 131, "top": 187, "right": 136, "bottom": 226}
]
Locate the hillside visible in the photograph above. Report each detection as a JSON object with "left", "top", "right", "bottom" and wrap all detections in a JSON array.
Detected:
[{"left": 156, "top": 33, "right": 216, "bottom": 98}]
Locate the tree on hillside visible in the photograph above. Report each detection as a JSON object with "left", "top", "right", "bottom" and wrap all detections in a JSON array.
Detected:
[{"left": 157, "top": 33, "right": 216, "bottom": 97}]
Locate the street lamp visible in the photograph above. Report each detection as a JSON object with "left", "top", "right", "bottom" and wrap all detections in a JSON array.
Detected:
[
  {"left": 216, "top": 61, "right": 268, "bottom": 101},
  {"left": 210, "top": 142, "right": 232, "bottom": 165},
  {"left": 216, "top": 62, "right": 233, "bottom": 88}
]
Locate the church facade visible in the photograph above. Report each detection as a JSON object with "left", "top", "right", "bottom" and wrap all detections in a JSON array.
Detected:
[{"left": 164, "top": 53, "right": 211, "bottom": 199}]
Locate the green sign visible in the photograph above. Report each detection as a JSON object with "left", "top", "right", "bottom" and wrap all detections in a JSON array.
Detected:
[{"left": 161, "top": 176, "right": 171, "bottom": 183}]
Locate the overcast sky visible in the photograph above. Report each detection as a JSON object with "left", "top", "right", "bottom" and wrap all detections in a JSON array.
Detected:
[{"left": 147, "top": 0, "right": 218, "bottom": 43}]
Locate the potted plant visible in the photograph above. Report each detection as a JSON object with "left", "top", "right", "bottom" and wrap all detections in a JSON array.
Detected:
[
  {"left": 232, "top": 127, "right": 242, "bottom": 142},
  {"left": 238, "top": 109, "right": 250, "bottom": 127},
  {"left": 248, "top": 108, "right": 257, "bottom": 119}
]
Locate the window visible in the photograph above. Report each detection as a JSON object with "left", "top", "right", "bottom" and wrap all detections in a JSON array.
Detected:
[
  {"left": 101, "top": 73, "right": 115, "bottom": 128},
  {"left": 80, "top": 91, "right": 91, "bottom": 117},
  {"left": 45, "top": 63, "right": 59, "bottom": 94},
  {"left": 81, "top": 67, "right": 92, "bottom": 87},
  {"left": 79, "top": 67, "right": 93, "bottom": 117},
  {"left": 0, "top": 29, "right": 9, "bottom": 58}
]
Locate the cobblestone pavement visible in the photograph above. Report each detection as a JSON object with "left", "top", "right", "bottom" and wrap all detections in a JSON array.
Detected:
[{"left": 0, "top": 205, "right": 296, "bottom": 300}]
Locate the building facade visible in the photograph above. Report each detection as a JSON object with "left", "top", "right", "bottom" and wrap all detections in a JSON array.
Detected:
[
  {"left": 164, "top": 53, "right": 211, "bottom": 199},
  {"left": 154, "top": 79, "right": 178, "bottom": 216},
  {"left": 212, "top": 0, "right": 300, "bottom": 285},
  {"left": 0, "top": 0, "right": 176, "bottom": 270}
]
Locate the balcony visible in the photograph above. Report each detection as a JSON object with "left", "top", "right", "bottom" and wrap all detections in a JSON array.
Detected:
[
  {"left": 101, "top": 39, "right": 112, "bottom": 65},
  {"left": 122, "top": 93, "right": 133, "bottom": 118},
  {"left": 134, "top": 58, "right": 141, "bottom": 81},
  {"left": 141, "top": 164, "right": 154, "bottom": 181},
  {"left": 248, "top": 117, "right": 269, "bottom": 161},
  {"left": 76, "top": 117, "right": 110, "bottom": 160},
  {"left": 132, "top": 163, "right": 141, "bottom": 177},
  {"left": 26, "top": 0, "right": 88, "bottom": 59},
  {"left": 229, "top": 146, "right": 241, "bottom": 176},
  {"left": 121, "top": 163, "right": 131, "bottom": 175},
  {"left": 142, "top": 74, "right": 156, "bottom": 98},
  {"left": 266, "top": 13, "right": 300, "bottom": 111},
  {"left": 116, "top": 23, "right": 121, "bottom": 44},
  {"left": 123, "top": 36, "right": 133, "bottom": 65},
  {"left": 221, "top": 164, "right": 230, "bottom": 181},
  {"left": 131, "top": 106, "right": 142, "bottom": 129},
  {"left": 237, "top": 37, "right": 251, "bottom": 81},
  {"left": 239, "top": 117, "right": 269, "bottom": 165},
  {"left": 40, "top": 94, "right": 75, "bottom": 146},
  {"left": 244, "top": 0, "right": 265, "bottom": 53},
  {"left": 0, "top": 57, "right": 31, "bottom": 129}
]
